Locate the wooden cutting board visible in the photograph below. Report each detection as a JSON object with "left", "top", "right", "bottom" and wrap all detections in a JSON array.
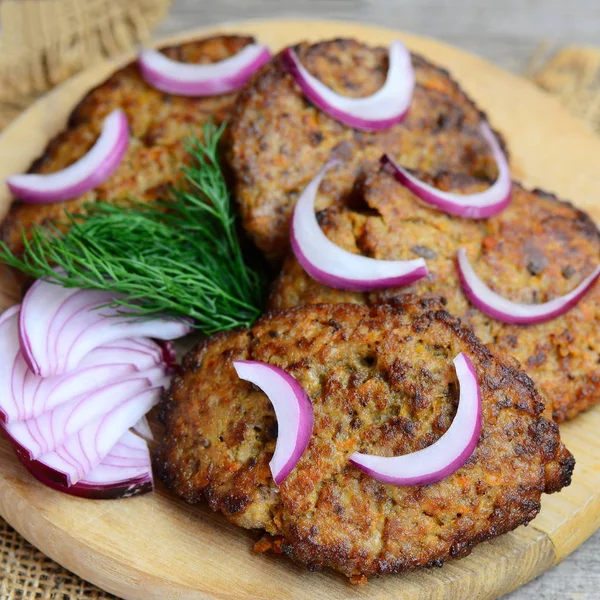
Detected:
[{"left": 0, "top": 19, "right": 599, "bottom": 600}]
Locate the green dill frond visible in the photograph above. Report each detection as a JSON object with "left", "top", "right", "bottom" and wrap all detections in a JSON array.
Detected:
[{"left": 0, "top": 122, "right": 267, "bottom": 334}]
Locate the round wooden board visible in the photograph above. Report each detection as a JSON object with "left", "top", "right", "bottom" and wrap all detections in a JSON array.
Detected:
[{"left": 0, "top": 18, "right": 599, "bottom": 600}]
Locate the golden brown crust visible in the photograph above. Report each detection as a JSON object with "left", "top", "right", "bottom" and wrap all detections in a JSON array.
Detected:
[
  {"left": 156, "top": 299, "right": 573, "bottom": 579},
  {"left": 269, "top": 170, "right": 600, "bottom": 422},
  {"left": 2, "top": 35, "right": 254, "bottom": 254},
  {"left": 227, "top": 38, "right": 506, "bottom": 261}
]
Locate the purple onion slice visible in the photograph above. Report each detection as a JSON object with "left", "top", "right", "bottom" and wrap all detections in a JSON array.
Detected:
[
  {"left": 0, "top": 302, "right": 172, "bottom": 498},
  {"left": 233, "top": 360, "right": 314, "bottom": 485},
  {"left": 19, "top": 279, "right": 192, "bottom": 377},
  {"left": 15, "top": 428, "right": 154, "bottom": 499},
  {"left": 290, "top": 160, "right": 428, "bottom": 291},
  {"left": 0, "top": 306, "right": 23, "bottom": 424},
  {"left": 457, "top": 247, "right": 600, "bottom": 324},
  {"left": 7, "top": 109, "right": 129, "bottom": 204},
  {"left": 25, "top": 386, "right": 164, "bottom": 487},
  {"left": 350, "top": 353, "right": 482, "bottom": 486},
  {"left": 0, "top": 335, "right": 163, "bottom": 424},
  {"left": 4, "top": 368, "right": 166, "bottom": 460},
  {"left": 282, "top": 40, "right": 415, "bottom": 131},
  {"left": 382, "top": 122, "right": 512, "bottom": 218},
  {"left": 138, "top": 44, "right": 272, "bottom": 96}
]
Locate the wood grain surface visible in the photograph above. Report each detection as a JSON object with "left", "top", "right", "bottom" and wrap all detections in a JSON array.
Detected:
[{"left": 0, "top": 18, "right": 599, "bottom": 600}]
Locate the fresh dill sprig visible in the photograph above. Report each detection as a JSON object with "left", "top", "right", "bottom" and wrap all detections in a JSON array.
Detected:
[{"left": 0, "top": 122, "right": 266, "bottom": 334}]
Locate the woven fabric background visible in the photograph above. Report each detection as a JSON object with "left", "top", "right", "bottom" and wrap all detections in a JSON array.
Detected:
[
  {"left": 0, "top": 518, "right": 117, "bottom": 599},
  {"left": 532, "top": 46, "right": 600, "bottom": 134},
  {"left": 0, "top": 0, "right": 171, "bottom": 129},
  {"left": 0, "top": 6, "right": 599, "bottom": 595}
]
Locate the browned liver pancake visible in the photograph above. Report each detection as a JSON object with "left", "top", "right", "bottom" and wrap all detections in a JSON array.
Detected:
[
  {"left": 269, "top": 168, "right": 600, "bottom": 422},
  {"left": 227, "top": 38, "right": 506, "bottom": 261},
  {"left": 2, "top": 35, "right": 254, "bottom": 254},
  {"left": 156, "top": 299, "right": 573, "bottom": 580}
]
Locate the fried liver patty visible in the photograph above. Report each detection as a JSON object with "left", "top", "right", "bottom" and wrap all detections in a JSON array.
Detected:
[
  {"left": 156, "top": 299, "right": 573, "bottom": 580},
  {"left": 2, "top": 35, "right": 254, "bottom": 254},
  {"left": 269, "top": 168, "right": 600, "bottom": 422},
  {"left": 227, "top": 38, "right": 506, "bottom": 261}
]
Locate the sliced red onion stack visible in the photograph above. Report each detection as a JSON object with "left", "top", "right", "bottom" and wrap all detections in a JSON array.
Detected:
[
  {"left": 457, "top": 248, "right": 600, "bottom": 324},
  {"left": 15, "top": 428, "right": 154, "bottom": 499},
  {"left": 138, "top": 44, "right": 272, "bottom": 96},
  {"left": 290, "top": 160, "right": 428, "bottom": 291},
  {"left": 233, "top": 360, "right": 314, "bottom": 485},
  {"left": 0, "top": 284, "right": 190, "bottom": 499},
  {"left": 20, "top": 278, "right": 192, "bottom": 377},
  {"left": 5, "top": 372, "right": 166, "bottom": 460},
  {"left": 350, "top": 353, "right": 482, "bottom": 486},
  {"left": 27, "top": 387, "right": 163, "bottom": 487},
  {"left": 382, "top": 122, "right": 512, "bottom": 218},
  {"left": 0, "top": 337, "right": 163, "bottom": 424},
  {"left": 6, "top": 109, "right": 129, "bottom": 204},
  {"left": 282, "top": 40, "right": 415, "bottom": 131}
]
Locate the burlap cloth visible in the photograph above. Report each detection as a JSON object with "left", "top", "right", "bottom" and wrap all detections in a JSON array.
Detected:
[
  {"left": 0, "top": 0, "right": 171, "bottom": 129},
  {"left": 0, "top": 5, "right": 599, "bottom": 595}
]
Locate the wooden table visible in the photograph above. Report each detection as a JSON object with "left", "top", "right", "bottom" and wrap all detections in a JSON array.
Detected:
[{"left": 154, "top": 2, "right": 599, "bottom": 599}]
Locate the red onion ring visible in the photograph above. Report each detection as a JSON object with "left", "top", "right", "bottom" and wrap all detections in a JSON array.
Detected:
[
  {"left": 7, "top": 109, "right": 129, "bottom": 204},
  {"left": 381, "top": 122, "right": 512, "bottom": 218},
  {"left": 29, "top": 386, "right": 163, "bottom": 486},
  {"left": 5, "top": 369, "right": 166, "bottom": 460},
  {"left": 282, "top": 40, "right": 415, "bottom": 131},
  {"left": 19, "top": 279, "right": 192, "bottom": 377},
  {"left": 28, "top": 340, "right": 160, "bottom": 424},
  {"left": 233, "top": 360, "right": 314, "bottom": 485},
  {"left": 13, "top": 428, "right": 153, "bottom": 499},
  {"left": 138, "top": 44, "right": 272, "bottom": 96},
  {"left": 0, "top": 306, "right": 23, "bottom": 423},
  {"left": 0, "top": 336, "right": 162, "bottom": 424},
  {"left": 290, "top": 160, "right": 428, "bottom": 291},
  {"left": 350, "top": 353, "right": 482, "bottom": 486},
  {"left": 457, "top": 248, "right": 600, "bottom": 324}
]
